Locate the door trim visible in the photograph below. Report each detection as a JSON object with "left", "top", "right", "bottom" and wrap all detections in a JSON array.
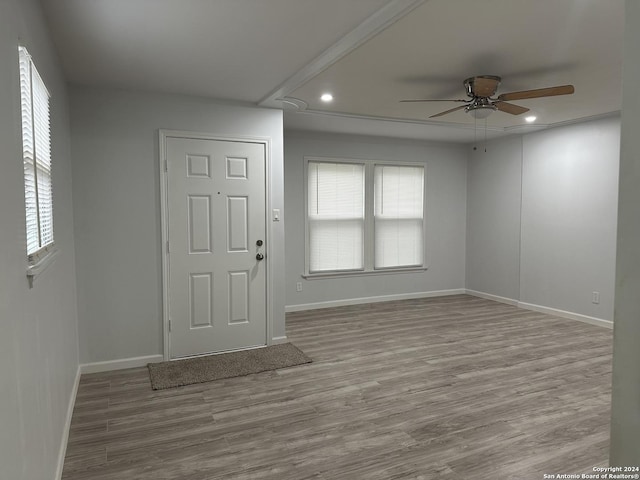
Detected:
[{"left": 159, "top": 130, "right": 273, "bottom": 361}]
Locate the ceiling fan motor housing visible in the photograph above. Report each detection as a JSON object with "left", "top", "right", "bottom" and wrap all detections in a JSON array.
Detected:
[{"left": 464, "top": 75, "right": 502, "bottom": 98}]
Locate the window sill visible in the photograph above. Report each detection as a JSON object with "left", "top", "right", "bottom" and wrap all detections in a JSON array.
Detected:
[
  {"left": 302, "top": 266, "right": 428, "bottom": 280},
  {"left": 26, "top": 247, "right": 59, "bottom": 287}
]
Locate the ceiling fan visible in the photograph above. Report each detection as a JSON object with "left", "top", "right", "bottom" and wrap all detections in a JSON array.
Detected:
[{"left": 401, "top": 75, "right": 574, "bottom": 119}]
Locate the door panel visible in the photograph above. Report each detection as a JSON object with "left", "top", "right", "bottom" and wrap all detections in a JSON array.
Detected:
[
  {"left": 189, "top": 272, "right": 213, "bottom": 328},
  {"left": 188, "top": 195, "right": 212, "bottom": 253},
  {"left": 228, "top": 270, "right": 249, "bottom": 324},
  {"left": 167, "top": 137, "right": 266, "bottom": 358},
  {"left": 227, "top": 196, "right": 248, "bottom": 251}
]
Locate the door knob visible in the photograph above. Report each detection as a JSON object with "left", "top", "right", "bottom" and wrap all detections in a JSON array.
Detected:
[{"left": 256, "top": 253, "right": 264, "bottom": 261}]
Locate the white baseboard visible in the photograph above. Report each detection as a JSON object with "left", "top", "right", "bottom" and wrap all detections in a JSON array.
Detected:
[
  {"left": 80, "top": 354, "right": 164, "bottom": 374},
  {"left": 56, "top": 365, "right": 81, "bottom": 480},
  {"left": 465, "top": 289, "right": 612, "bottom": 329},
  {"left": 517, "top": 301, "right": 613, "bottom": 329},
  {"left": 285, "top": 289, "right": 466, "bottom": 312},
  {"left": 271, "top": 335, "right": 288, "bottom": 345},
  {"left": 465, "top": 289, "right": 519, "bottom": 306}
]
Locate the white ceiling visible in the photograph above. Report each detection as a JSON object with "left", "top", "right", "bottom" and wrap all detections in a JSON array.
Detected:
[
  {"left": 41, "top": 0, "right": 625, "bottom": 143},
  {"left": 40, "top": 0, "right": 390, "bottom": 101}
]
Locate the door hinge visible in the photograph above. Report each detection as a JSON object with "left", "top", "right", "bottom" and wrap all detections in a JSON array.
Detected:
[
  {"left": 164, "top": 159, "right": 168, "bottom": 172},
  {"left": 166, "top": 240, "right": 170, "bottom": 254},
  {"left": 168, "top": 320, "right": 172, "bottom": 332}
]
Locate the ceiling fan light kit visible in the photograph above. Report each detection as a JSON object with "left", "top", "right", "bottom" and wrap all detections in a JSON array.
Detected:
[
  {"left": 400, "top": 75, "right": 575, "bottom": 120},
  {"left": 465, "top": 98, "right": 497, "bottom": 119},
  {"left": 466, "top": 105, "right": 496, "bottom": 119}
]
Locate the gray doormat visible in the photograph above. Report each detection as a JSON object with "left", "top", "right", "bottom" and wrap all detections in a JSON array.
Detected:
[{"left": 147, "top": 343, "right": 312, "bottom": 390}]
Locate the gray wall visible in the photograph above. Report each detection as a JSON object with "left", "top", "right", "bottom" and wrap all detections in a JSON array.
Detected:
[
  {"left": 466, "top": 136, "right": 523, "bottom": 300},
  {"left": 610, "top": 0, "right": 640, "bottom": 464},
  {"left": 520, "top": 118, "right": 619, "bottom": 319},
  {"left": 284, "top": 131, "right": 468, "bottom": 308},
  {"left": 0, "top": 0, "right": 79, "bottom": 478},
  {"left": 466, "top": 116, "right": 620, "bottom": 321},
  {"left": 70, "top": 87, "right": 285, "bottom": 363}
]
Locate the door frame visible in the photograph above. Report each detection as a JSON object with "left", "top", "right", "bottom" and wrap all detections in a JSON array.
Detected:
[{"left": 158, "top": 129, "right": 274, "bottom": 361}]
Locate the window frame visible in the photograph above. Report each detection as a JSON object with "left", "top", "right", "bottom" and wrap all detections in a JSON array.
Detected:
[
  {"left": 303, "top": 156, "right": 428, "bottom": 279},
  {"left": 19, "top": 45, "right": 57, "bottom": 283}
]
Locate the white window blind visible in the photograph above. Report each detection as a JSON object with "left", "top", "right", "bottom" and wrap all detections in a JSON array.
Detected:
[
  {"left": 19, "top": 46, "right": 54, "bottom": 260},
  {"left": 374, "top": 165, "right": 424, "bottom": 269},
  {"left": 308, "top": 161, "right": 364, "bottom": 273}
]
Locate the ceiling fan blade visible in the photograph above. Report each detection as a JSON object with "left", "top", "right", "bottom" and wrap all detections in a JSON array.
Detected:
[
  {"left": 472, "top": 76, "right": 501, "bottom": 97},
  {"left": 400, "top": 99, "right": 468, "bottom": 103},
  {"left": 494, "top": 101, "right": 529, "bottom": 115},
  {"left": 429, "top": 105, "right": 467, "bottom": 118},
  {"left": 497, "top": 85, "right": 575, "bottom": 102}
]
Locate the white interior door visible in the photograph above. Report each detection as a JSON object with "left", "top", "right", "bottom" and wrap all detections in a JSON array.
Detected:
[{"left": 166, "top": 137, "right": 267, "bottom": 358}]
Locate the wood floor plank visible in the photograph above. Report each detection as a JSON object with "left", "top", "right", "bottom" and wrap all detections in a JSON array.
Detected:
[{"left": 63, "top": 295, "right": 612, "bottom": 479}]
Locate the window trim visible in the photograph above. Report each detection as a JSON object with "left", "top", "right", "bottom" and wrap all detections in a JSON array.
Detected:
[
  {"left": 26, "top": 247, "right": 59, "bottom": 286},
  {"left": 303, "top": 156, "right": 428, "bottom": 278}
]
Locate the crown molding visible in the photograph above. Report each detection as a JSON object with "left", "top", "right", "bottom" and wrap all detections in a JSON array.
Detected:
[
  {"left": 283, "top": 108, "right": 622, "bottom": 144},
  {"left": 288, "top": 108, "right": 505, "bottom": 131}
]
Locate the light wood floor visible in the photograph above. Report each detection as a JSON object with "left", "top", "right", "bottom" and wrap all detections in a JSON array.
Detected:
[{"left": 63, "top": 295, "right": 612, "bottom": 479}]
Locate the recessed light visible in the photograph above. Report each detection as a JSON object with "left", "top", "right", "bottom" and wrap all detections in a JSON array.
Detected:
[
  {"left": 320, "top": 93, "right": 333, "bottom": 102},
  {"left": 525, "top": 116, "right": 537, "bottom": 123}
]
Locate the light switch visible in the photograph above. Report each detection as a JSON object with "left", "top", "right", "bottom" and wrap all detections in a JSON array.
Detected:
[{"left": 273, "top": 209, "right": 280, "bottom": 221}]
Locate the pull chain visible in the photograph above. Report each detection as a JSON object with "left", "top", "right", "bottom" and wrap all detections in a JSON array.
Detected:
[
  {"left": 484, "top": 117, "right": 488, "bottom": 152},
  {"left": 473, "top": 114, "right": 478, "bottom": 151}
]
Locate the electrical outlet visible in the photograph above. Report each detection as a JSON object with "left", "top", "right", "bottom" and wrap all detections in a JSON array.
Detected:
[
  {"left": 592, "top": 291, "right": 600, "bottom": 304},
  {"left": 296, "top": 282, "right": 303, "bottom": 292}
]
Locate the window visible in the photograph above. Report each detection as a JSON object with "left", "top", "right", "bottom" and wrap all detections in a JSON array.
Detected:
[
  {"left": 306, "top": 158, "right": 425, "bottom": 276},
  {"left": 308, "top": 161, "right": 365, "bottom": 273},
  {"left": 19, "top": 46, "right": 54, "bottom": 264},
  {"left": 374, "top": 165, "right": 424, "bottom": 269}
]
